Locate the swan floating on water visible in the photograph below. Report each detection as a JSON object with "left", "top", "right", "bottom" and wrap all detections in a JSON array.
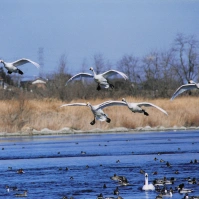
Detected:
[
  {"left": 0, "top": 58, "right": 40, "bottom": 75},
  {"left": 60, "top": 100, "right": 126, "bottom": 125},
  {"left": 142, "top": 173, "right": 155, "bottom": 191},
  {"left": 66, "top": 67, "right": 128, "bottom": 90},
  {"left": 121, "top": 98, "right": 168, "bottom": 116},
  {"left": 171, "top": 80, "right": 199, "bottom": 100}
]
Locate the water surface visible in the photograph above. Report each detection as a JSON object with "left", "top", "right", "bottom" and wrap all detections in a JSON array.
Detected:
[{"left": 0, "top": 130, "right": 199, "bottom": 199}]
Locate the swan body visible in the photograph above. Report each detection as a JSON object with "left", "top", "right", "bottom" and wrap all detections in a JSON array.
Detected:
[
  {"left": 122, "top": 98, "right": 168, "bottom": 116},
  {"left": 171, "top": 80, "right": 199, "bottom": 100},
  {"left": 142, "top": 173, "right": 155, "bottom": 191},
  {"left": 66, "top": 67, "right": 128, "bottom": 90},
  {"left": 32, "top": 79, "right": 46, "bottom": 84},
  {"left": 0, "top": 58, "right": 40, "bottom": 75},
  {"left": 60, "top": 100, "right": 126, "bottom": 125}
]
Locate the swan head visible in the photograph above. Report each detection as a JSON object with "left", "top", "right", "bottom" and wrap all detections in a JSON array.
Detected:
[
  {"left": 188, "top": 80, "right": 195, "bottom": 84},
  {"left": 145, "top": 173, "right": 148, "bottom": 178},
  {"left": 89, "top": 67, "right": 94, "bottom": 71},
  {"left": 0, "top": 60, "right": 4, "bottom": 63},
  {"left": 86, "top": 102, "right": 91, "bottom": 107},
  {"left": 122, "top": 98, "right": 126, "bottom": 102}
]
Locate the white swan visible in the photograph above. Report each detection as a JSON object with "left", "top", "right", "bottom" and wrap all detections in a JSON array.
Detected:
[
  {"left": 66, "top": 67, "right": 128, "bottom": 90},
  {"left": 0, "top": 58, "right": 40, "bottom": 75},
  {"left": 121, "top": 98, "right": 168, "bottom": 116},
  {"left": 142, "top": 173, "right": 155, "bottom": 191},
  {"left": 60, "top": 100, "right": 126, "bottom": 125},
  {"left": 171, "top": 80, "right": 199, "bottom": 100}
]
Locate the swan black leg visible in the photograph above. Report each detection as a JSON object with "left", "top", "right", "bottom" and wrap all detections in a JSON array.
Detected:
[
  {"left": 90, "top": 119, "right": 96, "bottom": 125},
  {"left": 97, "top": 84, "right": 101, "bottom": 91},
  {"left": 143, "top": 110, "right": 149, "bottom": 116},
  {"left": 109, "top": 84, "right": 114, "bottom": 89},
  {"left": 106, "top": 118, "right": 111, "bottom": 123},
  {"left": 17, "top": 69, "right": 23, "bottom": 75}
]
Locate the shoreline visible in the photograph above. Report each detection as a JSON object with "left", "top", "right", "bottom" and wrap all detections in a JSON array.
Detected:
[{"left": 0, "top": 125, "right": 199, "bottom": 137}]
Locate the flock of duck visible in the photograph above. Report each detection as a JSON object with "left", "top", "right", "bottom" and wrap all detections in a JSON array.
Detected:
[{"left": 96, "top": 164, "right": 199, "bottom": 199}]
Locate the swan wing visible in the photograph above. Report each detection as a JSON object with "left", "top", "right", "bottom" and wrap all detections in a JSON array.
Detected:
[
  {"left": 170, "top": 84, "right": 197, "bottom": 100},
  {"left": 137, "top": 102, "right": 168, "bottom": 115},
  {"left": 95, "top": 101, "right": 127, "bottom": 110},
  {"left": 65, "top": 73, "right": 93, "bottom": 85},
  {"left": 12, "top": 58, "right": 40, "bottom": 68},
  {"left": 102, "top": 70, "right": 128, "bottom": 80},
  {"left": 60, "top": 103, "right": 87, "bottom": 108}
]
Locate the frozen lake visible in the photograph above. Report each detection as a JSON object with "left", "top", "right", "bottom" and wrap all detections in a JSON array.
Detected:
[{"left": 0, "top": 130, "right": 199, "bottom": 199}]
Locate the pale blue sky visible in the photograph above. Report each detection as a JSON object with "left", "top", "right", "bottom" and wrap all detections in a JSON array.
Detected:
[{"left": 0, "top": 0, "right": 198, "bottom": 79}]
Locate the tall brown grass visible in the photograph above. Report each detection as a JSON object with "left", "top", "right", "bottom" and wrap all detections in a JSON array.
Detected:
[{"left": 0, "top": 96, "right": 199, "bottom": 133}]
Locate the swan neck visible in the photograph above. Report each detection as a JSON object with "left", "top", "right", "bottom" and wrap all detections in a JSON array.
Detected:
[
  {"left": 125, "top": 100, "right": 130, "bottom": 108},
  {"left": 1, "top": 61, "right": 5, "bottom": 66},
  {"left": 91, "top": 69, "right": 97, "bottom": 76},
  {"left": 145, "top": 177, "right": 148, "bottom": 185},
  {"left": 88, "top": 104, "right": 93, "bottom": 110}
]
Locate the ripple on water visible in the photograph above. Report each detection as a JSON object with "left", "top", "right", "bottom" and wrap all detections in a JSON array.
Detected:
[{"left": 0, "top": 131, "right": 199, "bottom": 199}]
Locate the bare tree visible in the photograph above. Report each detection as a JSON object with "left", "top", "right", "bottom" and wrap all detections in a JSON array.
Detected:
[
  {"left": 117, "top": 54, "right": 140, "bottom": 82},
  {"left": 81, "top": 57, "right": 89, "bottom": 72},
  {"left": 46, "top": 55, "right": 70, "bottom": 100},
  {"left": 142, "top": 50, "right": 177, "bottom": 98},
  {"left": 93, "top": 53, "right": 105, "bottom": 73},
  {"left": 142, "top": 52, "right": 161, "bottom": 97},
  {"left": 171, "top": 33, "right": 199, "bottom": 84}
]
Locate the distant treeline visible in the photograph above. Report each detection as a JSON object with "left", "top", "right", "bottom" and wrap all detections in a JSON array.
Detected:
[{"left": 1, "top": 33, "right": 199, "bottom": 101}]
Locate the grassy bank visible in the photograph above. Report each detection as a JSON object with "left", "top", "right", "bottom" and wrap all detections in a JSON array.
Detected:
[{"left": 0, "top": 96, "right": 199, "bottom": 133}]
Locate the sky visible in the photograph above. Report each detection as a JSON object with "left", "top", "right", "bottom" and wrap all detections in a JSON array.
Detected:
[{"left": 0, "top": 0, "right": 199, "bottom": 80}]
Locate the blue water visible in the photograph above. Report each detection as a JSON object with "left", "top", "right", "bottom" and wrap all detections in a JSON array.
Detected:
[{"left": 0, "top": 131, "right": 199, "bottom": 199}]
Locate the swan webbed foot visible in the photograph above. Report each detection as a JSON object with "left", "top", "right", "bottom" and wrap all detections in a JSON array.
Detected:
[
  {"left": 17, "top": 69, "right": 23, "bottom": 75},
  {"left": 143, "top": 110, "right": 149, "bottom": 116},
  {"left": 90, "top": 119, "right": 95, "bottom": 125},
  {"left": 110, "top": 84, "right": 114, "bottom": 89},
  {"left": 106, "top": 118, "right": 111, "bottom": 123},
  {"left": 7, "top": 71, "right": 12, "bottom": 74},
  {"left": 97, "top": 84, "right": 101, "bottom": 91}
]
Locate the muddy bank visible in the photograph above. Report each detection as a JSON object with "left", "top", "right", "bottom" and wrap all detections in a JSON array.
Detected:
[{"left": 1, "top": 125, "right": 199, "bottom": 137}]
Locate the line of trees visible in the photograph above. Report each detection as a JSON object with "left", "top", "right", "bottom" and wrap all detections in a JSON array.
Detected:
[{"left": 1, "top": 33, "right": 199, "bottom": 101}]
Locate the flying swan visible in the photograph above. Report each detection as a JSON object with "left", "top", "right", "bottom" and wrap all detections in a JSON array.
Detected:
[
  {"left": 121, "top": 98, "right": 168, "bottom": 116},
  {"left": 171, "top": 80, "right": 199, "bottom": 100},
  {"left": 60, "top": 100, "right": 127, "bottom": 125},
  {"left": 142, "top": 173, "right": 155, "bottom": 191},
  {"left": 65, "top": 67, "right": 128, "bottom": 90},
  {"left": 0, "top": 58, "right": 40, "bottom": 75}
]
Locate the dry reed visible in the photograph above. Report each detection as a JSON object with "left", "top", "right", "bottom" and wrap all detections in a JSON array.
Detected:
[{"left": 0, "top": 96, "right": 199, "bottom": 133}]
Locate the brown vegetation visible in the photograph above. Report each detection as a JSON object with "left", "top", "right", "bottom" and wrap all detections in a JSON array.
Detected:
[
  {"left": 0, "top": 96, "right": 199, "bottom": 133},
  {"left": 0, "top": 33, "right": 199, "bottom": 133}
]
